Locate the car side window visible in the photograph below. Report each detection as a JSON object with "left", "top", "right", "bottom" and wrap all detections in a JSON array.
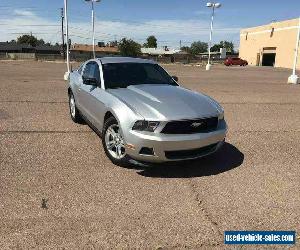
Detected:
[
  {"left": 77, "top": 63, "right": 84, "bottom": 74},
  {"left": 83, "top": 62, "right": 92, "bottom": 78},
  {"left": 82, "top": 62, "right": 101, "bottom": 86},
  {"left": 92, "top": 63, "right": 101, "bottom": 85}
]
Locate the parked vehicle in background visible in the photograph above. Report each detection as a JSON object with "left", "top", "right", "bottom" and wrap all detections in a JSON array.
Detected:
[
  {"left": 68, "top": 57, "right": 227, "bottom": 166},
  {"left": 224, "top": 57, "right": 248, "bottom": 66}
]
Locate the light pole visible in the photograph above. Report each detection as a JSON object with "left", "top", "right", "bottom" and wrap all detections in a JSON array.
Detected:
[
  {"left": 63, "top": 0, "right": 71, "bottom": 80},
  {"left": 206, "top": 2, "right": 221, "bottom": 71},
  {"left": 85, "top": 0, "right": 101, "bottom": 59},
  {"left": 288, "top": 16, "right": 300, "bottom": 84}
]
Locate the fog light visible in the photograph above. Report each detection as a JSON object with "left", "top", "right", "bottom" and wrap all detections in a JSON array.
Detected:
[{"left": 139, "top": 147, "right": 154, "bottom": 156}]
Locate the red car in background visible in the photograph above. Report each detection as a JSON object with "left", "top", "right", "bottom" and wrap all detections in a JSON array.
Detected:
[{"left": 224, "top": 57, "right": 248, "bottom": 66}]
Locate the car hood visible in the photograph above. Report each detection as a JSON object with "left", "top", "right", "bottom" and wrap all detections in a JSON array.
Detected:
[{"left": 107, "top": 84, "right": 222, "bottom": 120}]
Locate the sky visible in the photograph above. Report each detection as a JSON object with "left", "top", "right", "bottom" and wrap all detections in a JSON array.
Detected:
[{"left": 0, "top": 0, "right": 300, "bottom": 49}]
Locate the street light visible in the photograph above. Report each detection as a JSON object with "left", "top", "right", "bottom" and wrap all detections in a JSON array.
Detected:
[
  {"left": 85, "top": 0, "right": 101, "bottom": 59},
  {"left": 287, "top": 16, "right": 300, "bottom": 84},
  {"left": 206, "top": 2, "right": 221, "bottom": 71}
]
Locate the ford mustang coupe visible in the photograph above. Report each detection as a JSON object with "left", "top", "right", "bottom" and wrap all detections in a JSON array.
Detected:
[{"left": 68, "top": 57, "right": 227, "bottom": 165}]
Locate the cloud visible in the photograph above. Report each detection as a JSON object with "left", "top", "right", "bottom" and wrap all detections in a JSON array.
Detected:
[
  {"left": 13, "top": 9, "right": 36, "bottom": 17},
  {"left": 0, "top": 9, "right": 241, "bottom": 48}
]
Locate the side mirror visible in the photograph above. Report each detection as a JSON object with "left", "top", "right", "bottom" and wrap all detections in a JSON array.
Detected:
[
  {"left": 82, "top": 76, "right": 98, "bottom": 86},
  {"left": 172, "top": 75, "right": 178, "bottom": 82}
]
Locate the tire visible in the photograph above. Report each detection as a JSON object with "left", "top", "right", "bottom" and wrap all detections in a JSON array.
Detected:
[
  {"left": 68, "top": 91, "right": 82, "bottom": 123},
  {"left": 102, "top": 116, "right": 130, "bottom": 166}
]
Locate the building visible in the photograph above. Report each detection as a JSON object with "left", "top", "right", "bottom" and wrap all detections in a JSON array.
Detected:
[
  {"left": 239, "top": 18, "right": 300, "bottom": 69},
  {"left": 70, "top": 44, "right": 119, "bottom": 61},
  {"left": 141, "top": 47, "right": 181, "bottom": 56},
  {"left": 71, "top": 44, "right": 119, "bottom": 55},
  {"left": 0, "top": 42, "right": 61, "bottom": 54},
  {"left": 0, "top": 42, "right": 35, "bottom": 53}
]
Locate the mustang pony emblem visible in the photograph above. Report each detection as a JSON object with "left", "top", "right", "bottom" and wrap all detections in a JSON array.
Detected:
[{"left": 191, "top": 122, "right": 203, "bottom": 128}]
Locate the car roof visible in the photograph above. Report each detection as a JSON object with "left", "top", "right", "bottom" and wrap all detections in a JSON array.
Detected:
[{"left": 97, "top": 56, "right": 156, "bottom": 64}]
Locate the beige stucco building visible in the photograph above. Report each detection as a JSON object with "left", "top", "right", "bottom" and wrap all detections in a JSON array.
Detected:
[{"left": 239, "top": 18, "right": 300, "bottom": 69}]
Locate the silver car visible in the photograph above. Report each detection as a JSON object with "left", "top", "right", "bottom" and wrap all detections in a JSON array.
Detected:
[{"left": 68, "top": 57, "right": 227, "bottom": 165}]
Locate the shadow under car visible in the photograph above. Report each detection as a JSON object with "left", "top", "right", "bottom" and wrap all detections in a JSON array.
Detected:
[{"left": 125, "top": 142, "right": 244, "bottom": 178}]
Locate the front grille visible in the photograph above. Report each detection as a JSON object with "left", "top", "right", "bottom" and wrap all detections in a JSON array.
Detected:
[
  {"left": 161, "top": 117, "right": 218, "bottom": 134},
  {"left": 165, "top": 143, "right": 217, "bottom": 160}
]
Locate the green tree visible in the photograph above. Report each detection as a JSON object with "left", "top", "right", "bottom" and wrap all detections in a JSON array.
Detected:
[
  {"left": 143, "top": 35, "right": 157, "bottom": 48},
  {"left": 221, "top": 40, "right": 234, "bottom": 53},
  {"left": 118, "top": 38, "right": 141, "bottom": 57},
  {"left": 16, "top": 34, "right": 45, "bottom": 47},
  {"left": 211, "top": 40, "right": 234, "bottom": 53},
  {"left": 190, "top": 41, "right": 208, "bottom": 55},
  {"left": 210, "top": 43, "right": 222, "bottom": 52},
  {"left": 180, "top": 46, "right": 191, "bottom": 53}
]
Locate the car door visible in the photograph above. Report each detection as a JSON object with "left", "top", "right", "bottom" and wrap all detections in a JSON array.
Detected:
[
  {"left": 231, "top": 58, "right": 238, "bottom": 65},
  {"left": 80, "top": 61, "right": 106, "bottom": 131},
  {"left": 72, "top": 62, "right": 85, "bottom": 110},
  {"left": 237, "top": 58, "right": 243, "bottom": 65}
]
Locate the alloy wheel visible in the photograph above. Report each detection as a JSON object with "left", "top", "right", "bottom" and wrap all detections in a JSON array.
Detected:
[
  {"left": 69, "top": 94, "right": 76, "bottom": 118},
  {"left": 105, "top": 124, "right": 126, "bottom": 159}
]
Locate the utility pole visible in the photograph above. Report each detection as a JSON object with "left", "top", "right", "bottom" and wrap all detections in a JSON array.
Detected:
[
  {"left": 61, "top": 8, "right": 65, "bottom": 60},
  {"left": 180, "top": 40, "right": 182, "bottom": 49},
  {"left": 63, "top": 0, "right": 70, "bottom": 80}
]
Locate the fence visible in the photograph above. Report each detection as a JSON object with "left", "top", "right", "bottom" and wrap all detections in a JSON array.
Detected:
[
  {"left": 36, "top": 54, "right": 63, "bottom": 61},
  {"left": 0, "top": 52, "right": 227, "bottom": 65},
  {"left": 7, "top": 53, "right": 36, "bottom": 60}
]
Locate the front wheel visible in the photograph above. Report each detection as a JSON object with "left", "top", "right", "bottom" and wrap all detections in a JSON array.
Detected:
[
  {"left": 102, "top": 117, "right": 130, "bottom": 166},
  {"left": 68, "top": 91, "right": 82, "bottom": 123}
]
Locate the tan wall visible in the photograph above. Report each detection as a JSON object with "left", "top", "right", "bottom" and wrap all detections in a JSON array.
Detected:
[{"left": 239, "top": 18, "right": 300, "bottom": 70}]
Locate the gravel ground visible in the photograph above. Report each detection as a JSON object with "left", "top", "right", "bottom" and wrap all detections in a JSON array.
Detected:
[{"left": 0, "top": 60, "right": 299, "bottom": 249}]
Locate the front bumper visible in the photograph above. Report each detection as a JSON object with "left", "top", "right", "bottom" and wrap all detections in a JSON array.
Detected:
[{"left": 124, "top": 120, "right": 227, "bottom": 163}]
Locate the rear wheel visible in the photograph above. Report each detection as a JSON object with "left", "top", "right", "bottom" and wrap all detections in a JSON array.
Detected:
[{"left": 102, "top": 117, "right": 129, "bottom": 166}]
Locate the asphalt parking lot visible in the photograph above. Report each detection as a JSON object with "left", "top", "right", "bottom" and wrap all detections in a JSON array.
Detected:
[{"left": 0, "top": 60, "right": 299, "bottom": 249}]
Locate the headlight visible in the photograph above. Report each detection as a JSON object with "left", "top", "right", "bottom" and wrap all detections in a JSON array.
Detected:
[
  {"left": 132, "top": 120, "right": 159, "bottom": 132},
  {"left": 218, "top": 112, "right": 224, "bottom": 120}
]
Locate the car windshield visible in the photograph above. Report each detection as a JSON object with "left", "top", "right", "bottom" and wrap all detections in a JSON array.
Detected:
[{"left": 102, "top": 63, "right": 178, "bottom": 89}]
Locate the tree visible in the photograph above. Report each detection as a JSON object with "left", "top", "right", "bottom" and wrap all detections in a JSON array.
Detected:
[
  {"left": 221, "top": 41, "right": 234, "bottom": 53},
  {"left": 16, "top": 34, "right": 45, "bottom": 47},
  {"left": 211, "top": 40, "right": 234, "bottom": 53},
  {"left": 143, "top": 35, "right": 157, "bottom": 48},
  {"left": 108, "top": 40, "right": 118, "bottom": 47},
  {"left": 180, "top": 46, "right": 191, "bottom": 53},
  {"left": 118, "top": 38, "right": 141, "bottom": 57},
  {"left": 190, "top": 41, "right": 208, "bottom": 55},
  {"left": 210, "top": 43, "right": 222, "bottom": 52}
]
